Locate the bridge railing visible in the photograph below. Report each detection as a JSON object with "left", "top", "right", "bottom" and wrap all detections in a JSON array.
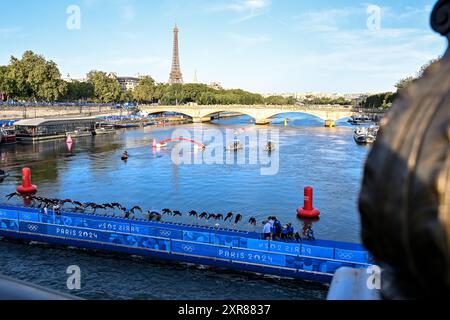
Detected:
[{"left": 140, "top": 104, "right": 355, "bottom": 111}]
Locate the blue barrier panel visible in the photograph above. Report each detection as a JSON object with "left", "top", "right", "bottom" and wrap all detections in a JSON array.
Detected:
[
  {"left": 0, "top": 209, "right": 18, "bottom": 220},
  {"left": 19, "top": 212, "right": 40, "bottom": 223},
  {"left": 285, "top": 255, "right": 335, "bottom": 272},
  {"left": 335, "top": 248, "right": 369, "bottom": 264},
  {"left": 83, "top": 218, "right": 134, "bottom": 233},
  {"left": 19, "top": 221, "right": 47, "bottom": 235},
  {"left": 172, "top": 240, "right": 218, "bottom": 257},
  {"left": 246, "top": 239, "right": 302, "bottom": 255},
  {"left": 213, "top": 234, "right": 240, "bottom": 247},
  {"left": 183, "top": 231, "right": 211, "bottom": 244},
  {"left": 174, "top": 240, "right": 288, "bottom": 268},
  {"left": 154, "top": 227, "right": 183, "bottom": 240},
  {"left": 0, "top": 218, "right": 19, "bottom": 231},
  {"left": 302, "top": 244, "right": 334, "bottom": 259},
  {"left": 51, "top": 225, "right": 102, "bottom": 241},
  {"left": 133, "top": 235, "right": 170, "bottom": 252},
  {"left": 227, "top": 248, "right": 287, "bottom": 267}
]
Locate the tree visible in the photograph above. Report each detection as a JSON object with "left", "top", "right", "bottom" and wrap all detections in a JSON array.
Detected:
[
  {"left": 65, "top": 80, "right": 94, "bottom": 101},
  {"left": 265, "top": 95, "right": 296, "bottom": 105},
  {"left": 133, "top": 76, "right": 156, "bottom": 103},
  {"left": 0, "top": 65, "right": 8, "bottom": 93},
  {"left": 120, "top": 90, "right": 134, "bottom": 103},
  {"left": 87, "top": 70, "right": 121, "bottom": 103},
  {"left": 6, "top": 51, "right": 67, "bottom": 101},
  {"left": 395, "top": 57, "right": 442, "bottom": 92},
  {"left": 395, "top": 76, "right": 416, "bottom": 91}
]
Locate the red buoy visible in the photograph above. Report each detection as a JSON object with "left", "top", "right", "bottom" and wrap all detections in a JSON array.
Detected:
[
  {"left": 297, "top": 186, "right": 320, "bottom": 218},
  {"left": 17, "top": 168, "right": 37, "bottom": 194}
]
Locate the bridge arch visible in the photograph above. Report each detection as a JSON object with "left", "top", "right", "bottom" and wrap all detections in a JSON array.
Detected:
[
  {"left": 265, "top": 111, "right": 327, "bottom": 122},
  {"left": 145, "top": 110, "right": 195, "bottom": 119},
  {"left": 200, "top": 110, "right": 256, "bottom": 121}
]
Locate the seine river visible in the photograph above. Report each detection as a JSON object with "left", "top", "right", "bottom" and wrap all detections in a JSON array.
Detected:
[{"left": 0, "top": 114, "right": 370, "bottom": 300}]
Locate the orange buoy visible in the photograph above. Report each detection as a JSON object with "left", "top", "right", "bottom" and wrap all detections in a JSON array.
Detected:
[
  {"left": 17, "top": 168, "right": 37, "bottom": 194},
  {"left": 297, "top": 186, "right": 320, "bottom": 218}
]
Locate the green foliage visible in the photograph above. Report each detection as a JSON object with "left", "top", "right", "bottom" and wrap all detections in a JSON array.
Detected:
[
  {"left": 299, "top": 96, "right": 351, "bottom": 105},
  {"left": 395, "top": 76, "right": 416, "bottom": 91},
  {"left": 157, "top": 83, "right": 265, "bottom": 105},
  {"left": 87, "top": 71, "right": 122, "bottom": 103},
  {"left": 362, "top": 92, "right": 398, "bottom": 109},
  {"left": 1, "top": 51, "right": 67, "bottom": 101},
  {"left": 264, "top": 95, "right": 296, "bottom": 105},
  {"left": 133, "top": 76, "right": 156, "bottom": 103},
  {"left": 120, "top": 90, "right": 134, "bottom": 103},
  {"left": 65, "top": 80, "right": 94, "bottom": 101},
  {"left": 0, "top": 65, "right": 8, "bottom": 93},
  {"left": 395, "top": 57, "right": 442, "bottom": 92}
]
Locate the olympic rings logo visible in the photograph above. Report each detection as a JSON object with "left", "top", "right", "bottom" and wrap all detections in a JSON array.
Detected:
[
  {"left": 337, "top": 252, "right": 354, "bottom": 260},
  {"left": 181, "top": 244, "right": 195, "bottom": 253},
  {"left": 28, "top": 224, "right": 39, "bottom": 232},
  {"left": 160, "top": 230, "right": 172, "bottom": 237}
]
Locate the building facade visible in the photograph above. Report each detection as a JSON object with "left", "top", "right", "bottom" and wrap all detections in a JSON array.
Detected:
[{"left": 117, "top": 77, "right": 141, "bottom": 91}]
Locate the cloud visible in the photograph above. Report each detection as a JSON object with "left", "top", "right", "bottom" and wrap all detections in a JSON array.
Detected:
[
  {"left": 226, "top": 33, "right": 270, "bottom": 45},
  {"left": 0, "top": 27, "right": 21, "bottom": 38},
  {"left": 208, "top": 0, "right": 271, "bottom": 21},
  {"left": 122, "top": 5, "right": 136, "bottom": 22},
  {"left": 105, "top": 56, "right": 170, "bottom": 68}
]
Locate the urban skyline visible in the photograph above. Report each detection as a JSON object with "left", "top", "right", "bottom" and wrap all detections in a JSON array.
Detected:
[{"left": 0, "top": 0, "right": 446, "bottom": 94}]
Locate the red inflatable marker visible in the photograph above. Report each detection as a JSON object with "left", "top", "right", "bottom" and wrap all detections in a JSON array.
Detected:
[
  {"left": 17, "top": 167, "right": 37, "bottom": 194},
  {"left": 297, "top": 186, "right": 320, "bottom": 218}
]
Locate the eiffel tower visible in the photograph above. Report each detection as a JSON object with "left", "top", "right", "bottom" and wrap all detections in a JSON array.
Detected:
[{"left": 169, "top": 24, "right": 184, "bottom": 84}]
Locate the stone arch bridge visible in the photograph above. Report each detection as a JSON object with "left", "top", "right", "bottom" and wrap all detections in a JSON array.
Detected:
[{"left": 139, "top": 104, "right": 364, "bottom": 126}]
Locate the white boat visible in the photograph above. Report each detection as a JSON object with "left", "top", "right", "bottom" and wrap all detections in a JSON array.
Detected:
[
  {"left": 66, "top": 129, "right": 92, "bottom": 138},
  {"left": 264, "top": 141, "right": 275, "bottom": 152},
  {"left": 0, "top": 169, "right": 8, "bottom": 180},
  {"left": 354, "top": 126, "right": 379, "bottom": 144},
  {"left": 94, "top": 124, "right": 116, "bottom": 135},
  {"left": 0, "top": 127, "right": 17, "bottom": 145},
  {"left": 225, "top": 140, "right": 243, "bottom": 151},
  {"left": 354, "top": 127, "right": 368, "bottom": 144}
]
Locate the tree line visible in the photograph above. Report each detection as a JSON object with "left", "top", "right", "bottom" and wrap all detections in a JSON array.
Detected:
[{"left": 0, "top": 51, "right": 302, "bottom": 105}]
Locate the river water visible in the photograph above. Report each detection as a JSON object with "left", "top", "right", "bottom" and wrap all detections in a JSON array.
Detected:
[{"left": 0, "top": 114, "right": 370, "bottom": 300}]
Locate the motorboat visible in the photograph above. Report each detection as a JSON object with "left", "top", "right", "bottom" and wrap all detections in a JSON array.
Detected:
[
  {"left": 94, "top": 123, "right": 116, "bottom": 135},
  {"left": 225, "top": 139, "right": 243, "bottom": 151},
  {"left": 348, "top": 116, "right": 373, "bottom": 125},
  {"left": 264, "top": 141, "right": 276, "bottom": 152},
  {"left": 0, "top": 169, "right": 8, "bottom": 180},
  {"left": 354, "top": 127, "right": 368, "bottom": 144},
  {"left": 365, "top": 126, "right": 380, "bottom": 144},
  {"left": 0, "top": 127, "right": 17, "bottom": 145},
  {"left": 66, "top": 129, "right": 92, "bottom": 138},
  {"left": 354, "top": 126, "right": 379, "bottom": 144}
]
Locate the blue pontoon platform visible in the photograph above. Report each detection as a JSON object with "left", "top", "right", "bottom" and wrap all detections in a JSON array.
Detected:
[{"left": 0, "top": 204, "right": 372, "bottom": 283}]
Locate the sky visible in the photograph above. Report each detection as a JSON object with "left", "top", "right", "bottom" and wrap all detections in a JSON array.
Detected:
[{"left": 0, "top": 0, "right": 447, "bottom": 94}]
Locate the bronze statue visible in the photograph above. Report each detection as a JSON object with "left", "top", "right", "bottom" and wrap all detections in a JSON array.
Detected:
[{"left": 359, "top": 0, "right": 450, "bottom": 299}]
